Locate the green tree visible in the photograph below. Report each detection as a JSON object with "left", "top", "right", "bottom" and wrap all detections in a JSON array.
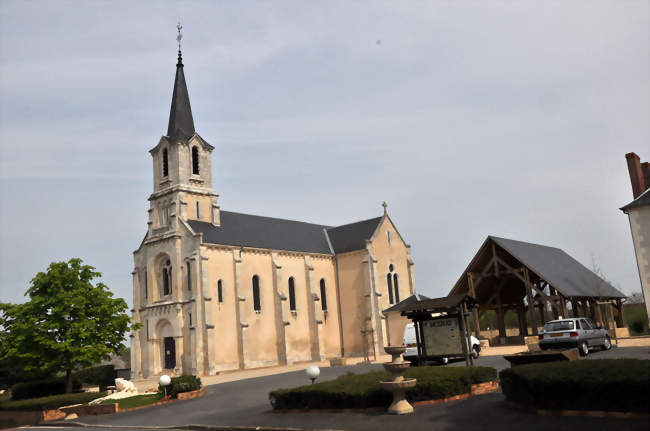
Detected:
[{"left": 0, "top": 258, "right": 140, "bottom": 393}]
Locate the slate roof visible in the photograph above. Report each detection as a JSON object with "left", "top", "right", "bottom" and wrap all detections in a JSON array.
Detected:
[
  {"left": 167, "top": 51, "right": 195, "bottom": 140},
  {"left": 489, "top": 236, "right": 625, "bottom": 299},
  {"left": 326, "top": 217, "right": 383, "bottom": 254},
  {"left": 620, "top": 188, "right": 650, "bottom": 212},
  {"left": 187, "top": 211, "right": 383, "bottom": 255}
]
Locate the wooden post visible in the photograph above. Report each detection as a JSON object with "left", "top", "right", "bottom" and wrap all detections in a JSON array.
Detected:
[
  {"left": 571, "top": 299, "right": 579, "bottom": 318},
  {"left": 616, "top": 299, "right": 626, "bottom": 328},
  {"left": 467, "top": 273, "right": 481, "bottom": 337},
  {"left": 413, "top": 316, "right": 423, "bottom": 365},
  {"left": 559, "top": 295, "right": 568, "bottom": 319},
  {"left": 524, "top": 268, "right": 538, "bottom": 336},
  {"left": 538, "top": 304, "right": 546, "bottom": 326},
  {"left": 517, "top": 302, "right": 528, "bottom": 337},
  {"left": 459, "top": 303, "right": 471, "bottom": 367},
  {"left": 496, "top": 303, "right": 506, "bottom": 344},
  {"left": 549, "top": 287, "right": 560, "bottom": 319}
]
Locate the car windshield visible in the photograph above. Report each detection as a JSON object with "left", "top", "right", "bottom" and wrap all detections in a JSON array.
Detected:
[{"left": 543, "top": 321, "right": 574, "bottom": 332}]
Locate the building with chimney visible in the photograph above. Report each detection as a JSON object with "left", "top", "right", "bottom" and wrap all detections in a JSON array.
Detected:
[
  {"left": 621, "top": 152, "right": 650, "bottom": 328},
  {"left": 129, "top": 49, "right": 415, "bottom": 378}
]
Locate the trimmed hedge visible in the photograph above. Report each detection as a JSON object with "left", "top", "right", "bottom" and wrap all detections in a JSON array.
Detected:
[
  {"left": 0, "top": 391, "right": 106, "bottom": 411},
  {"left": 74, "top": 365, "right": 115, "bottom": 390},
  {"left": 158, "top": 375, "right": 202, "bottom": 398},
  {"left": 269, "top": 366, "right": 497, "bottom": 410},
  {"left": 10, "top": 378, "right": 82, "bottom": 400},
  {"left": 499, "top": 359, "right": 650, "bottom": 413}
]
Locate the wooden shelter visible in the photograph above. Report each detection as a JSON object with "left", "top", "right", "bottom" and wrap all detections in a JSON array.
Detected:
[
  {"left": 448, "top": 236, "right": 627, "bottom": 344},
  {"left": 396, "top": 294, "right": 477, "bottom": 366}
]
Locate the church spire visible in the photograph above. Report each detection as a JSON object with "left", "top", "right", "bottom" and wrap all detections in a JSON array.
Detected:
[{"left": 166, "top": 23, "right": 195, "bottom": 140}]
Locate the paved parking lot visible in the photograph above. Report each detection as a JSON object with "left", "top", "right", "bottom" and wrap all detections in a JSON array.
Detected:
[{"left": 29, "top": 346, "right": 650, "bottom": 431}]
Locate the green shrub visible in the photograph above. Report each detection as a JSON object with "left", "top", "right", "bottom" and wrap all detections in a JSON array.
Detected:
[
  {"left": 0, "top": 391, "right": 106, "bottom": 411},
  {"left": 73, "top": 365, "right": 115, "bottom": 390},
  {"left": 269, "top": 366, "right": 497, "bottom": 410},
  {"left": 158, "top": 375, "right": 201, "bottom": 398},
  {"left": 10, "top": 378, "right": 82, "bottom": 400},
  {"left": 0, "top": 361, "right": 50, "bottom": 390},
  {"left": 499, "top": 359, "right": 650, "bottom": 413},
  {"left": 625, "top": 307, "right": 649, "bottom": 335}
]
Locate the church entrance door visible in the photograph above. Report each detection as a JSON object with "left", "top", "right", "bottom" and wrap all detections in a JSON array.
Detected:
[{"left": 164, "top": 337, "right": 176, "bottom": 369}]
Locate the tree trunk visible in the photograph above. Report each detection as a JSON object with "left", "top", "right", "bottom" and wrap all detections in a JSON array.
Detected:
[{"left": 66, "top": 369, "right": 73, "bottom": 393}]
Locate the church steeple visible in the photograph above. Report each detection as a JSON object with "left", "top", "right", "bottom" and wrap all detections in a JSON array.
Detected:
[{"left": 166, "top": 25, "right": 195, "bottom": 140}]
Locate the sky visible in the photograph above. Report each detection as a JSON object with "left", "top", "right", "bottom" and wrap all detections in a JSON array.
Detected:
[{"left": 0, "top": 1, "right": 648, "bottom": 310}]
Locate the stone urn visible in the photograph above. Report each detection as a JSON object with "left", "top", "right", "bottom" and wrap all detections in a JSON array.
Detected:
[{"left": 380, "top": 346, "right": 417, "bottom": 414}]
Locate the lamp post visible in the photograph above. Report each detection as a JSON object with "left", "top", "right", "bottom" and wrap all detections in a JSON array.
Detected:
[
  {"left": 305, "top": 365, "right": 320, "bottom": 385},
  {"left": 159, "top": 374, "right": 171, "bottom": 398}
]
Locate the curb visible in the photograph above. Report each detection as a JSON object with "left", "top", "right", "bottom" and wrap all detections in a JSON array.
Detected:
[
  {"left": 49, "top": 422, "right": 345, "bottom": 431},
  {"left": 507, "top": 401, "right": 649, "bottom": 419}
]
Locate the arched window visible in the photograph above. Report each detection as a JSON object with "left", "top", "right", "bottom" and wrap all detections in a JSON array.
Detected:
[
  {"left": 192, "top": 146, "right": 200, "bottom": 175},
  {"left": 288, "top": 277, "right": 296, "bottom": 312},
  {"left": 320, "top": 279, "right": 327, "bottom": 311},
  {"left": 252, "top": 275, "right": 261, "bottom": 311},
  {"left": 196, "top": 201, "right": 200, "bottom": 218},
  {"left": 162, "top": 148, "right": 169, "bottom": 177},
  {"left": 162, "top": 260, "right": 172, "bottom": 296},
  {"left": 217, "top": 280, "right": 223, "bottom": 303},
  {"left": 393, "top": 273, "right": 400, "bottom": 303},
  {"left": 387, "top": 274, "right": 394, "bottom": 304},
  {"left": 187, "top": 261, "right": 191, "bottom": 291}
]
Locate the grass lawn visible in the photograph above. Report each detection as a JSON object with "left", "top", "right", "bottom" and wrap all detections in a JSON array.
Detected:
[
  {"left": 270, "top": 366, "right": 497, "bottom": 410},
  {"left": 100, "top": 393, "right": 163, "bottom": 409}
]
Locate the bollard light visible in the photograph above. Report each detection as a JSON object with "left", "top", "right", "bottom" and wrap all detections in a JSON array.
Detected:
[
  {"left": 159, "top": 374, "right": 171, "bottom": 397},
  {"left": 305, "top": 365, "right": 320, "bottom": 385}
]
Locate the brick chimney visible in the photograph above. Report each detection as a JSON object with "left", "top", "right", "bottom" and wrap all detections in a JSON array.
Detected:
[{"left": 626, "top": 152, "right": 648, "bottom": 199}]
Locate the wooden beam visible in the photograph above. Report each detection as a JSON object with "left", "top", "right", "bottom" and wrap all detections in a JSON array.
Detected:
[
  {"left": 469, "top": 255, "right": 497, "bottom": 291},
  {"left": 491, "top": 243, "right": 499, "bottom": 277}
]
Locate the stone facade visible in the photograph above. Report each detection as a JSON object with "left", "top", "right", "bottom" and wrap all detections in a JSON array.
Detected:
[
  {"left": 622, "top": 152, "right": 650, "bottom": 328},
  {"left": 130, "top": 52, "right": 416, "bottom": 378}
]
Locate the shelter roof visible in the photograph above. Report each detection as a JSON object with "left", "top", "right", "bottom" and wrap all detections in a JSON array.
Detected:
[
  {"left": 620, "top": 188, "right": 650, "bottom": 212},
  {"left": 383, "top": 294, "right": 430, "bottom": 313},
  {"left": 450, "top": 236, "right": 625, "bottom": 300},
  {"left": 188, "top": 212, "right": 383, "bottom": 255},
  {"left": 398, "top": 294, "right": 477, "bottom": 315}
]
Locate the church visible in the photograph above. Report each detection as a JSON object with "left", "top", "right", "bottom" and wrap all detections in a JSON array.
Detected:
[{"left": 130, "top": 48, "right": 416, "bottom": 378}]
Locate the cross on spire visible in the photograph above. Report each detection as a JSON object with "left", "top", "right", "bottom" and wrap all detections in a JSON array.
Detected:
[
  {"left": 176, "top": 22, "right": 183, "bottom": 51},
  {"left": 382, "top": 201, "right": 388, "bottom": 215}
]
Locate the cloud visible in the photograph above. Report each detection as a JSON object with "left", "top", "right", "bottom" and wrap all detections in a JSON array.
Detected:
[{"left": 0, "top": 1, "right": 647, "bottom": 308}]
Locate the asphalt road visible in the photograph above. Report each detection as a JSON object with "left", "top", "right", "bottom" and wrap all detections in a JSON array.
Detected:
[{"left": 29, "top": 346, "right": 650, "bottom": 431}]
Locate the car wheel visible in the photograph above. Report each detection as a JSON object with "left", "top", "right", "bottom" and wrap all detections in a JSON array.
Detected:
[
  {"left": 602, "top": 336, "right": 612, "bottom": 351},
  {"left": 579, "top": 341, "right": 589, "bottom": 357},
  {"left": 471, "top": 346, "right": 480, "bottom": 359}
]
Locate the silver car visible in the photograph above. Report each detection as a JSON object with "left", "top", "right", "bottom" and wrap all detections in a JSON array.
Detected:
[{"left": 538, "top": 317, "right": 612, "bottom": 356}]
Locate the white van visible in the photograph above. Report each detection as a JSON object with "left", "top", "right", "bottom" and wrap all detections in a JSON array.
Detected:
[{"left": 402, "top": 322, "right": 481, "bottom": 365}]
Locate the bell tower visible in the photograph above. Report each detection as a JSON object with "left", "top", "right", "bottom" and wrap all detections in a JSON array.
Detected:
[{"left": 147, "top": 36, "right": 220, "bottom": 238}]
